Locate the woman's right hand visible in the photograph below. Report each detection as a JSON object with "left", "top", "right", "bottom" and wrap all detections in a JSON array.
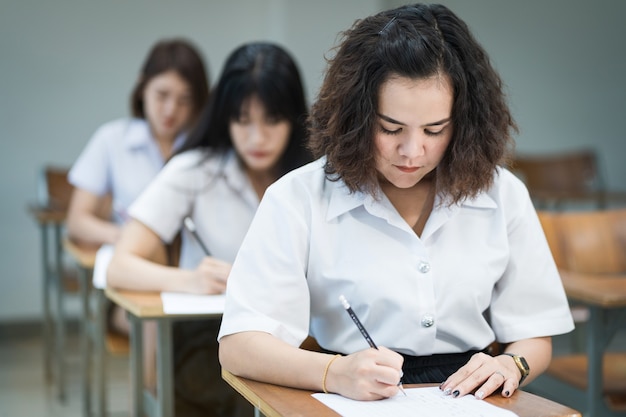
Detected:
[
  {"left": 185, "top": 257, "right": 231, "bottom": 294},
  {"left": 325, "top": 346, "right": 404, "bottom": 400}
]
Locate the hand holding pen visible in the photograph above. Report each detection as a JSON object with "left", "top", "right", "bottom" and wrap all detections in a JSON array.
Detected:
[
  {"left": 183, "top": 217, "right": 229, "bottom": 294},
  {"left": 339, "top": 295, "right": 407, "bottom": 396}
]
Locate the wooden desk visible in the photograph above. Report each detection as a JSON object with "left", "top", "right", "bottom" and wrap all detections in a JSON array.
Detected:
[
  {"left": 534, "top": 209, "right": 626, "bottom": 415},
  {"left": 27, "top": 204, "right": 68, "bottom": 402},
  {"left": 63, "top": 238, "right": 97, "bottom": 268},
  {"left": 555, "top": 270, "right": 626, "bottom": 417},
  {"left": 105, "top": 287, "right": 221, "bottom": 417},
  {"left": 528, "top": 190, "right": 626, "bottom": 211},
  {"left": 222, "top": 369, "right": 581, "bottom": 417},
  {"left": 62, "top": 239, "right": 106, "bottom": 417},
  {"left": 28, "top": 205, "right": 67, "bottom": 224}
]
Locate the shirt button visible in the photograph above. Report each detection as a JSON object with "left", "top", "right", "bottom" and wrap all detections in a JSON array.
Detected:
[
  {"left": 421, "top": 314, "right": 435, "bottom": 328},
  {"left": 418, "top": 261, "right": 430, "bottom": 273}
]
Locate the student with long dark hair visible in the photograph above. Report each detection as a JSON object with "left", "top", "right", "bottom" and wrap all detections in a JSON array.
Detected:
[{"left": 108, "top": 41, "right": 311, "bottom": 417}]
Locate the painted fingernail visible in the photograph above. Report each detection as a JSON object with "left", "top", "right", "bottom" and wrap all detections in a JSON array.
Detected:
[
  {"left": 443, "top": 388, "right": 452, "bottom": 395},
  {"left": 452, "top": 390, "right": 460, "bottom": 398},
  {"left": 505, "top": 390, "right": 510, "bottom": 397},
  {"left": 475, "top": 391, "right": 484, "bottom": 400},
  {"left": 439, "top": 382, "right": 444, "bottom": 389}
]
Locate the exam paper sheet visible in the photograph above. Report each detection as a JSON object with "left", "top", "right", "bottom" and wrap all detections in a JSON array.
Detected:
[
  {"left": 93, "top": 244, "right": 114, "bottom": 289},
  {"left": 313, "top": 386, "right": 518, "bottom": 417},
  {"left": 161, "top": 292, "right": 225, "bottom": 314}
]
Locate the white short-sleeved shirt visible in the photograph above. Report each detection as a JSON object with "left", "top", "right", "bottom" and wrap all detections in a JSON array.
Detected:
[
  {"left": 68, "top": 118, "right": 185, "bottom": 223},
  {"left": 218, "top": 158, "right": 575, "bottom": 355},
  {"left": 129, "top": 148, "right": 259, "bottom": 271}
]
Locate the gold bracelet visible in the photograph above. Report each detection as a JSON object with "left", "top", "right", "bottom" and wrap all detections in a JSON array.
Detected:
[{"left": 322, "top": 354, "right": 341, "bottom": 394}]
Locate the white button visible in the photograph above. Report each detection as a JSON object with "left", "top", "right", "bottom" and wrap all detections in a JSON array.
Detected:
[
  {"left": 418, "top": 261, "right": 430, "bottom": 273},
  {"left": 421, "top": 314, "right": 435, "bottom": 327}
]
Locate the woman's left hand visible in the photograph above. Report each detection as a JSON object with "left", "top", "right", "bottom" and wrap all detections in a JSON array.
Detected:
[{"left": 439, "top": 352, "right": 520, "bottom": 400}]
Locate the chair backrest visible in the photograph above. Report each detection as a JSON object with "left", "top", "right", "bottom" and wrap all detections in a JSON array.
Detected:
[
  {"left": 38, "top": 166, "right": 73, "bottom": 211},
  {"left": 511, "top": 149, "right": 606, "bottom": 209},
  {"left": 536, "top": 211, "right": 566, "bottom": 269},
  {"left": 38, "top": 165, "right": 116, "bottom": 221},
  {"left": 537, "top": 208, "right": 626, "bottom": 274}
]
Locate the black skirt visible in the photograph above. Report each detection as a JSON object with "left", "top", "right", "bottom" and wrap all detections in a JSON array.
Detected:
[
  {"left": 400, "top": 350, "right": 486, "bottom": 383},
  {"left": 320, "top": 347, "right": 489, "bottom": 384},
  {"left": 173, "top": 318, "right": 254, "bottom": 417}
]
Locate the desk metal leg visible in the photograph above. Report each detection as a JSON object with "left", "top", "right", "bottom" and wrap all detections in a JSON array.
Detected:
[
  {"left": 41, "top": 224, "right": 53, "bottom": 383},
  {"left": 129, "top": 314, "right": 144, "bottom": 417},
  {"left": 586, "top": 307, "right": 604, "bottom": 417},
  {"left": 79, "top": 266, "right": 92, "bottom": 417},
  {"left": 157, "top": 319, "right": 174, "bottom": 417},
  {"left": 585, "top": 306, "right": 626, "bottom": 417},
  {"left": 53, "top": 224, "right": 66, "bottom": 403},
  {"left": 94, "top": 289, "right": 106, "bottom": 417}
]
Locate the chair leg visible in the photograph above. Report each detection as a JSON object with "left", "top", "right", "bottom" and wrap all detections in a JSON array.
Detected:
[
  {"left": 95, "top": 289, "right": 106, "bottom": 417},
  {"left": 41, "top": 225, "right": 53, "bottom": 383},
  {"left": 53, "top": 224, "right": 66, "bottom": 403},
  {"left": 80, "top": 266, "right": 92, "bottom": 417}
]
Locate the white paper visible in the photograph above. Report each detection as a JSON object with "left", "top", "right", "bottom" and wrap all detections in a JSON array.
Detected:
[
  {"left": 92, "top": 244, "right": 114, "bottom": 289},
  {"left": 160, "top": 292, "right": 225, "bottom": 314},
  {"left": 312, "top": 386, "right": 518, "bottom": 417}
]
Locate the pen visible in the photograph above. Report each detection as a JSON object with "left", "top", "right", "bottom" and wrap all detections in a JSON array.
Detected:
[
  {"left": 183, "top": 216, "right": 211, "bottom": 256},
  {"left": 339, "top": 294, "right": 406, "bottom": 396}
]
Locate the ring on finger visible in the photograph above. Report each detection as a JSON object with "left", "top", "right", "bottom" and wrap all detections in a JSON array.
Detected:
[{"left": 494, "top": 370, "right": 505, "bottom": 379}]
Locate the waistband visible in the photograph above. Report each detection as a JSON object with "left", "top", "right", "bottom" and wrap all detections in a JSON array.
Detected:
[{"left": 399, "top": 349, "right": 486, "bottom": 370}]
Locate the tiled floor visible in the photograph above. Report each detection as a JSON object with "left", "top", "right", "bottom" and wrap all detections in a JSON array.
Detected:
[{"left": 0, "top": 323, "right": 131, "bottom": 417}]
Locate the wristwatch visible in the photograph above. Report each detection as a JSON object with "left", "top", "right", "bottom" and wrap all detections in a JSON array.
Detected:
[{"left": 503, "top": 353, "right": 530, "bottom": 384}]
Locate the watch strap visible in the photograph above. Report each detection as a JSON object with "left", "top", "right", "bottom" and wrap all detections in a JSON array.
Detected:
[{"left": 503, "top": 353, "right": 530, "bottom": 384}]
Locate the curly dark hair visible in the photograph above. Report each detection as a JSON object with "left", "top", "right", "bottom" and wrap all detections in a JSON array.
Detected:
[{"left": 308, "top": 3, "right": 517, "bottom": 204}]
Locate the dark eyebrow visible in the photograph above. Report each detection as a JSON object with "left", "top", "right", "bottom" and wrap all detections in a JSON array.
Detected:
[{"left": 377, "top": 113, "right": 451, "bottom": 127}]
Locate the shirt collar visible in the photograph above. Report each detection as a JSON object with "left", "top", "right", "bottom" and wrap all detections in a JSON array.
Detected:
[
  {"left": 221, "top": 149, "right": 245, "bottom": 185},
  {"left": 124, "top": 119, "right": 153, "bottom": 150},
  {"left": 221, "top": 149, "right": 259, "bottom": 205},
  {"left": 124, "top": 119, "right": 188, "bottom": 153},
  {"left": 326, "top": 179, "right": 367, "bottom": 221},
  {"left": 457, "top": 191, "right": 497, "bottom": 209},
  {"left": 326, "top": 175, "right": 498, "bottom": 222}
]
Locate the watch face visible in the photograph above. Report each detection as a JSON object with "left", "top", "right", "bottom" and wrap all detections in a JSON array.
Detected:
[
  {"left": 518, "top": 356, "right": 530, "bottom": 372},
  {"left": 505, "top": 353, "right": 530, "bottom": 383}
]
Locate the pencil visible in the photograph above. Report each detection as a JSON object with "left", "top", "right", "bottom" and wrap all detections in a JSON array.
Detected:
[
  {"left": 339, "top": 295, "right": 406, "bottom": 396},
  {"left": 183, "top": 216, "right": 211, "bottom": 256}
]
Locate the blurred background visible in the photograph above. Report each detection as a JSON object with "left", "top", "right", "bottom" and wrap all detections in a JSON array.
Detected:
[{"left": 1, "top": 0, "right": 625, "bottom": 323}]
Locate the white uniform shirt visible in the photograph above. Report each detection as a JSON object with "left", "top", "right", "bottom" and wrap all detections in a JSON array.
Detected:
[
  {"left": 218, "top": 158, "right": 575, "bottom": 355},
  {"left": 68, "top": 118, "right": 185, "bottom": 223},
  {"left": 129, "top": 148, "right": 259, "bottom": 271}
]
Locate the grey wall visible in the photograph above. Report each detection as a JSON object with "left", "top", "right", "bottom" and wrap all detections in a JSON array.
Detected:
[{"left": 1, "top": 0, "right": 625, "bottom": 321}]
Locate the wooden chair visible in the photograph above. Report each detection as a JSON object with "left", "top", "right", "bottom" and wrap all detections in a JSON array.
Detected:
[
  {"left": 33, "top": 166, "right": 77, "bottom": 402},
  {"left": 511, "top": 149, "right": 626, "bottom": 210},
  {"left": 39, "top": 166, "right": 74, "bottom": 211},
  {"left": 38, "top": 166, "right": 118, "bottom": 413},
  {"left": 537, "top": 209, "right": 626, "bottom": 413},
  {"left": 40, "top": 167, "right": 79, "bottom": 292}
]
